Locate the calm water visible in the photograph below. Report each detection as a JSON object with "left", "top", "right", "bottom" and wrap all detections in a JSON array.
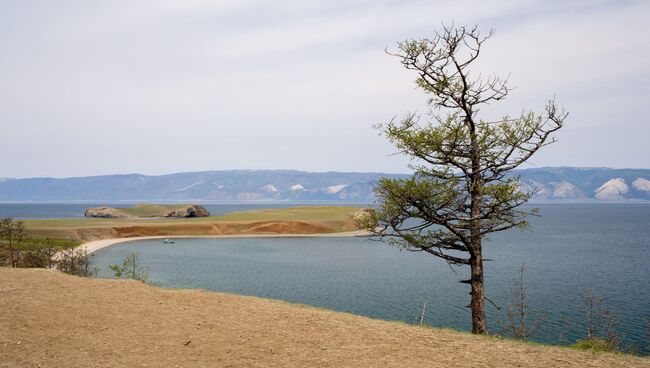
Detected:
[{"left": 90, "top": 204, "right": 650, "bottom": 353}]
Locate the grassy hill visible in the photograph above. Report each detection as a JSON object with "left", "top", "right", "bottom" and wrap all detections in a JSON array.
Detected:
[
  {"left": 113, "top": 203, "right": 195, "bottom": 217},
  {"left": 23, "top": 206, "right": 363, "bottom": 241},
  {"left": 1, "top": 268, "right": 647, "bottom": 367}
]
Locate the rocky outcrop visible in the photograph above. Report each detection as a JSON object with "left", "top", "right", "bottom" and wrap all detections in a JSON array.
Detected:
[
  {"left": 84, "top": 207, "right": 128, "bottom": 218},
  {"left": 164, "top": 204, "right": 210, "bottom": 218}
]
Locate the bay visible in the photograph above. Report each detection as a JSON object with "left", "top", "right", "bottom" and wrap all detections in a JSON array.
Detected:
[{"left": 90, "top": 203, "right": 650, "bottom": 353}]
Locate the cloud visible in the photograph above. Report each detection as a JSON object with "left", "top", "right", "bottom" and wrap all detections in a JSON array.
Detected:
[{"left": 0, "top": 0, "right": 647, "bottom": 177}]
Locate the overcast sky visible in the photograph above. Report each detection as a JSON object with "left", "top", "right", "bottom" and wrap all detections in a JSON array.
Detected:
[{"left": 1, "top": 0, "right": 648, "bottom": 178}]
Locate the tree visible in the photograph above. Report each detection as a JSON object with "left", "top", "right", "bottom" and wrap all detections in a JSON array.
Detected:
[
  {"left": 364, "top": 25, "right": 566, "bottom": 334},
  {"left": 0, "top": 217, "right": 26, "bottom": 268},
  {"left": 109, "top": 253, "right": 149, "bottom": 283},
  {"left": 500, "top": 265, "right": 546, "bottom": 339},
  {"left": 18, "top": 238, "right": 60, "bottom": 268},
  {"left": 57, "top": 247, "right": 95, "bottom": 277},
  {"left": 573, "top": 290, "right": 620, "bottom": 351}
]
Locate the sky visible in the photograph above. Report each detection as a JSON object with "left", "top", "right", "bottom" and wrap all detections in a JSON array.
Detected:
[{"left": 1, "top": 0, "right": 648, "bottom": 178}]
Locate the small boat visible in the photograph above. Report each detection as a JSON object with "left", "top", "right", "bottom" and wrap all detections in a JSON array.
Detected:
[{"left": 163, "top": 238, "right": 175, "bottom": 244}]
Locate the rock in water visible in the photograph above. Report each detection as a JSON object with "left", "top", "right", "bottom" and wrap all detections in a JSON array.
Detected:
[
  {"left": 84, "top": 207, "right": 127, "bottom": 218},
  {"left": 164, "top": 204, "right": 210, "bottom": 218}
]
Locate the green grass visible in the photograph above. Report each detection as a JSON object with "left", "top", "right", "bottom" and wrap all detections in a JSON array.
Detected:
[
  {"left": 213, "top": 206, "right": 362, "bottom": 222},
  {"left": 22, "top": 206, "right": 363, "bottom": 240},
  {"left": 571, "top": 337, "right": 618, "bottom": 353},
  {"left": 119, "top": 204, "right": 192, "bottom": 217},
  {"left": 24, "top": 206, "right": 362, "bottom": 229},
  {"left": 15, "top": 237, "right": 81, "bottom": 251},
  {"left": 24, "top": 215, "right": 217, "bottom": 230}
]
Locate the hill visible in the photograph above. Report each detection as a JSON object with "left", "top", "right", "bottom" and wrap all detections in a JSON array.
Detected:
[
  {"left": 1, "top": 268, "right": 647, "bottom": 367},
  {"left": 0, "top": 168, "right": 649, "bottom": 202},
  {"left": 24, "top": 206, "right": 363, "bottom": 241},
  {"left": 0, "top": 170, "right": 401, "bottom": 202}
]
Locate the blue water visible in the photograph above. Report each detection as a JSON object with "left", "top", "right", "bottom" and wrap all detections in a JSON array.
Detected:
[{"left": 89, "top": 203, "right": 650, "bottom": 353}]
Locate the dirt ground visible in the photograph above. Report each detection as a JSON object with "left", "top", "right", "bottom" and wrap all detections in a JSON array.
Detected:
[{"left": 1, "top": 268, "right": 648, "bottom": 368}]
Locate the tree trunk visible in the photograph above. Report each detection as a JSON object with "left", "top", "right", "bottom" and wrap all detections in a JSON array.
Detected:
[
  {"left": 466, "top": 110, "right": 487, "bottom": 334},
  {"left": 8, "top": 234, "right": 16, "bottom": 268},
  {"left": 470, "top": 251, "right": 488, "bottom": 334}
]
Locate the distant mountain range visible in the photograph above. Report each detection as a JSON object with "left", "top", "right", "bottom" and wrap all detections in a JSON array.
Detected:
[{"left": 0, "top": 167, "right": 648, "bottom": 202}]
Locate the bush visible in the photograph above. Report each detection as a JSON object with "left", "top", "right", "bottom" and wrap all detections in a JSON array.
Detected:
[
  {"left": 57, "top": 248, "right": 95, "bottom": 277},
  {"left": 572, "top": 337, "right": 618, "bottom": 353},
  {"left": 109, "top": 253, "right": 149, "bottom": 283},
  {"left": 15, "top": 238, "right": 60, "bottom": 268},
  {"left": 17, "top": 248, "right": 54, "bottom": 268}
]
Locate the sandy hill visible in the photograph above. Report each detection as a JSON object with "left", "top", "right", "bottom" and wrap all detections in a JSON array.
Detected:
[{"left": 1, "top": 268, "right": 647, "bottom": 368}]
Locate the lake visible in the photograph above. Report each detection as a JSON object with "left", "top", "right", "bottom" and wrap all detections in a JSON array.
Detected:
[{"left": 89, "top": 203, "right": 650, "bottom": 353}]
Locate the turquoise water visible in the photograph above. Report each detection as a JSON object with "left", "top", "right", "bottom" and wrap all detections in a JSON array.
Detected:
[{"left": 89, "top": 204, "right": 649, "bottom": 353}]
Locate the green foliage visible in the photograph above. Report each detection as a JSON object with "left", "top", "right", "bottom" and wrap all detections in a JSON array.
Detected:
[
  {"left": 17, "top": 237, "right": 80, "bottom": 251},
  {"left": 572, "top": 337, "right": 618, "bottom": 353},
  {"left": 370, "top": 24, "right": 566, "bottom": 334},
  {"left": 110, "top": 253, "right": 149, "bottom": 283},
  {"left": 371, "top": 25, "right": 565, "bottom": 263},
  {"left": 16, "top": 238, "right": 60, "bottom": 268}
]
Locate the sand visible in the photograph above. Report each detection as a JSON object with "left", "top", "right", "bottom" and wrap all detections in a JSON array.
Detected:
[
  {"left": 1, "top": 268, "right": 648, "bottom": 368},
  {"left": 80, "top": 230, "right": 371, "bottom": 254}
]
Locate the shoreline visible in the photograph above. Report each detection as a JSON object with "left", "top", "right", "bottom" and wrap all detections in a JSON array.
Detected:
[{"left": 80, "top": 230, "right": 371, "bottom": 254}]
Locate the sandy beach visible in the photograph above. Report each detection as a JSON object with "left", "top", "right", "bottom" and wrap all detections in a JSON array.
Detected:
[{"left": 80, "top": 230, "right": 371, "bottom": 254}]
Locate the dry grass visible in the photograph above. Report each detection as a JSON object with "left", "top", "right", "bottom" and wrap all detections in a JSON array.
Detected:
[
  {"left": 1, "top": 268, "right": 648, "bottom": 368},
  {"left": 214, "top": 206, "right": 362, "bottom": 222}
]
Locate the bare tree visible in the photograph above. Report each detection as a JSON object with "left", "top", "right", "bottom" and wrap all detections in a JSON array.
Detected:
[
  {"left": 582, "top": 290, "right": 605, "bottom": 340},
  {"left": 57, "top": 247, "right": 95, "bottom": 277},
  {"left": 18, "top": 238, "right": 60, "bottom": 268},
  {"left": 500, "top": 265, "right": 546, "bottom": 340},
  {"left": 646, "top": 319, "right": 650, "bottom": 351},
  {"left": 41, "top": 238, "right": 59, "bottom": 269},
  {"left": 363, "top": 24, "right": 566, "bottom": 334},
  {"left": 576, "top": 290, "right": 620, "bottom": 351}
]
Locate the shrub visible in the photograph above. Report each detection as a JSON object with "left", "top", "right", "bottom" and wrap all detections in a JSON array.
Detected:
[
  {"left": 57, "top": 247, "right": 95, "bottom": 277},
  {"left": 109, "top": 253, "right": 149, "bottom": 283},
  {"left": 572, "top": 337, "right": 618, "bottom": 353}
]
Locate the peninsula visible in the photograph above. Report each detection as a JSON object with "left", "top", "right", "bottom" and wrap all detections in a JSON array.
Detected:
[{"left": 24, "top": 205, "right": 364, "bottom": 243}]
